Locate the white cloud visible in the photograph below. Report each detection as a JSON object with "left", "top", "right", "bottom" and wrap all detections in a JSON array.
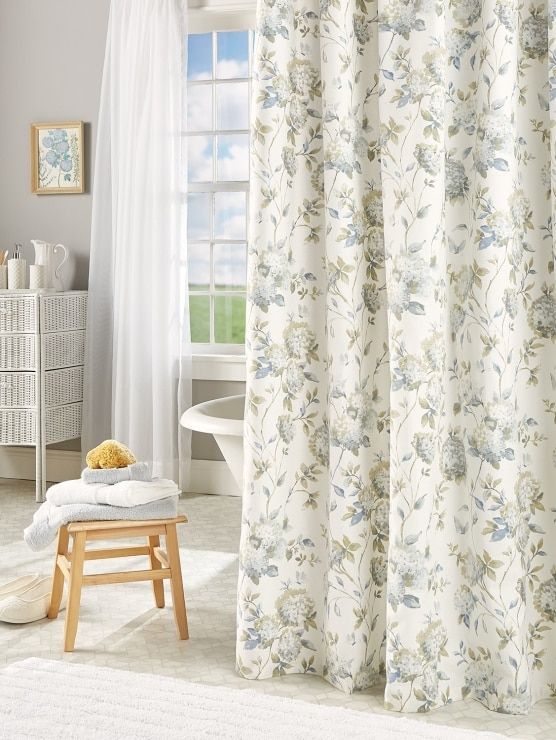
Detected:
[
  {"left": 187, "top": 86, "right": 212, "bottom": 132},
  {"left": 215, "top": 213, "right": 246, "bottom": 240},
  {"left": 188, "top": 242, "right": 246, "bottom": 288},
  {"left": 190, "top": 69, "right": 212, "bottom": 82},
  {"left": 187, "top": 135, "right": 213, "bottom": 182},
  {"left": 187, "top": 243, "right": 210, "bottom": 286},
  {"left": 190, "top": 59, "right": 248, "bottom": 83},
  {"left": 217, "top": 137, "right": 249, "bottom": 181},
  {"left": 215, "top": 59, "right": 249, "bottom": 79},
  {"left": 215, "top": 191, "right": 245, "bottom": 211},
  {"left": 216, "top": 82, "right": 248, "bottom": 129},
  {"left": 187, "top": 193, "right": 210, "bottom": 240},
  {"left": 214, "top": 244, "right": 247, "bottom": 286},
  {"left": 215, "top": 192, "right": 246, "bottom": 240}
]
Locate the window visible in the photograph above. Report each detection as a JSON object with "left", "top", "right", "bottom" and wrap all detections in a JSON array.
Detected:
[{"left": 186, "top": 28, "right": 253, "bottom": 350}]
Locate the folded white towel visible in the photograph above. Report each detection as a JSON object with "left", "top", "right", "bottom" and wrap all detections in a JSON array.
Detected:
[
  {"left": 46, "top": 478, "right": 180, "bottom": 508},
  {"left": 24, "top": 497, "right": 179, "bottom": 551},
  {"left": 81, "top": 462, "right": 152, "bottom": 485}
]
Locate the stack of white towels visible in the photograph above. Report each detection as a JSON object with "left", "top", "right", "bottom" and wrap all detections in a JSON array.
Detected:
[{"left": 24, "top": 463, "right": 180, "bottom": 551}]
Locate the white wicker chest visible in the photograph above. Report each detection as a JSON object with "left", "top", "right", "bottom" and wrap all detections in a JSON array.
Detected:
[{"left": 0, "top": 290, "right": 87, "bottom": 502}]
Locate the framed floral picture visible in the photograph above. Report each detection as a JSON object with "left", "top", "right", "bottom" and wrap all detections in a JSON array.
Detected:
[{"left": 30, "top": 121, "right": 84, "bottom": 194}]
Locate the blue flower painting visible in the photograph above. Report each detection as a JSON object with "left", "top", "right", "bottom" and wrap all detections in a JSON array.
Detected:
[{"left": 33, "top": 122, "right": 83, "bottom": 193}]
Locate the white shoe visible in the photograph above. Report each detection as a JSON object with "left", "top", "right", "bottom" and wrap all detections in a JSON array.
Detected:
[
  {"left": 0, "top": 574, "right": 42, "bottom": 602},
  {"left": 0, "top": 576, "right": 66, "bottom": 624}
]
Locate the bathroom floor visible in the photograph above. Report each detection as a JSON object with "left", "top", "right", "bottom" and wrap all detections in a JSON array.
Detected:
[{"left": 0, "top": 479, "right": 554, "bottom": 739}]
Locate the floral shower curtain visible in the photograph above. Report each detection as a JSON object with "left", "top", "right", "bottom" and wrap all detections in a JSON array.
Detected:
[{"left": 237, "top": 0, "right": 556, "bottom": 715}]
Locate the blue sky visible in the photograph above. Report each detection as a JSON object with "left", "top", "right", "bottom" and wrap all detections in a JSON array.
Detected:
[
  {"left": 188, "top": 31, "right": 249, "bottom": 80},
  {"left": 188, "top": 34, "right": 212, "bottom": 79}
]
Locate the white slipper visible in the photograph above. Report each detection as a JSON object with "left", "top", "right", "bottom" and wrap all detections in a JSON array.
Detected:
[
  {"left": 0, "top": 574, "right": 42, "bottom": 602},
  {"left": 0, "top": 576, "right": 66, "bottom": 624}
]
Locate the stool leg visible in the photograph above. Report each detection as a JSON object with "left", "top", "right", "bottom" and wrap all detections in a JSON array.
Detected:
[
  {"left": 165, "top": 524, "right": 189, "bottom": 640},
  {"left": 148, "top": 534, "right": 165, "bottom": 608},
  {"left": 48, "top": 526, "right": 69, "bottom": 619},
  {"left": 64, "top": 531, "right": 86, "bottom": 652}
]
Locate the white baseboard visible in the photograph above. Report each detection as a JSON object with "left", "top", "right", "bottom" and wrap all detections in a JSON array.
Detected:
[
  {"left": 0, "top": 447, "right": 82, "bottom": 482},
  {"left": 0, "top": 449, "right": 241, "bottom": 497}
]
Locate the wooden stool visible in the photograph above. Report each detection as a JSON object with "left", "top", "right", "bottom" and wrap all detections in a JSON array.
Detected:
[{"left": 47, "top": 516, "right": 189, "bottom": 652}]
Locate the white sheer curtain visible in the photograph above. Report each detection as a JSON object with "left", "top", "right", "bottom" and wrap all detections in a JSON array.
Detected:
[{"left": 83, "top": 0, "right": 191, "bottom": 486}]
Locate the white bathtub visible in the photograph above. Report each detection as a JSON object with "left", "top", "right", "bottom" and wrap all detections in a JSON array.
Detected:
[{"left": 180, "top": 394, "right": 245, "bottom": 490}]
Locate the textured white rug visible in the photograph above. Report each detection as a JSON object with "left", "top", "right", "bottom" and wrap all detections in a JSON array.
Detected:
[{"left": 0, "top": 658, "right": 506, "bottom": 740}]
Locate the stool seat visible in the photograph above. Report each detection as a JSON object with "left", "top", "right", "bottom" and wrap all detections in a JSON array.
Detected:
[
  {"left": 48, "top": 516, "right": 189, "bottom": 652},
  {"left": 66, "top": 515, "right": 187, "bottom": 532}
]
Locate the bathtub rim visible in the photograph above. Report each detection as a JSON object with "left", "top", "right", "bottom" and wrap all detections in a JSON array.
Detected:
[{"left": 180, "top": 394, "right": 245, "bottom": 438}]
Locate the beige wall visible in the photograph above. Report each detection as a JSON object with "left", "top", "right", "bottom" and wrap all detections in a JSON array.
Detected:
[
  {"left": 0, "top": 0, "right": 111, "bottom": 289},
  {"left": 0, "top": 0, "right": 245, "bottom": 463}
]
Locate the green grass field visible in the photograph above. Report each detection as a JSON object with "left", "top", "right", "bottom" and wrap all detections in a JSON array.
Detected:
[{"left": 189, "top": 288, "right": 246, "bottom": 344}]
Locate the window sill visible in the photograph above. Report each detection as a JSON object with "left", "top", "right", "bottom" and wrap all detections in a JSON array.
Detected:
[
  {"left": 188, "top": 0, "right": 256, "bottom": 13},
  {"left": 192, "top": 352, "right": 246, "bottom": 382},
  {"left": 188, "top": 0, "right": 256, "bottom": 31}
]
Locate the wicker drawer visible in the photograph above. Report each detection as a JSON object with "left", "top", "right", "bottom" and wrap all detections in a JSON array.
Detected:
[
  {"left": 40, "top": 294, "right": 87, "bottom": 333},
  {"left": 43, "top": 331, "right": 85, "bottom": 370},
  {"left": 0, "top": 372, "right": 36, "bottom": 407},
  {"left": 0, "top": 334, "right": 36, "bottom": 371},
  {"left": 0, "top": 409, "right": 36, "bottom": 445},
  {"left": 0, "top": 296, "right": 37, "bottom": 334},
  {"left": 44, "top": 367, "right": 83, "bottom": 407},
  {"left": 45, "top": 402, "right": 82, "bottom": 444}
]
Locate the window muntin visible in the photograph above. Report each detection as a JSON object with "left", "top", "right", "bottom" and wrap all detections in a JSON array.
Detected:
[{"left": 186, "top": 29, "right": 251, "bottom": 348}]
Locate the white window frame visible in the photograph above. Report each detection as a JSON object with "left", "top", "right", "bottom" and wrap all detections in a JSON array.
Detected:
[
  {"left": 188, "top": 0, "right": 256, "bottom": 34},
  {"left": 187, "top": 0, "right": 255, "bottom": 379}
]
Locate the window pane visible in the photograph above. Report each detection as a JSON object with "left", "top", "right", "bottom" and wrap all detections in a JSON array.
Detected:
[
  {"left": 188, "top": 33, "right": 212, "bottom": 80},
  {"left": 187, "top": 85, "right": 212, "bottom": 132},
  {"left": 216, "top": 31, "right": 249, "bottom": 79},
  {"left": 188, "top": 243, "right": 210, "bottom": 291},
  {"left": 187, "top": 135, "right": 213, "bottom": 182},
  {"left": 189, "top": 295, "right": 210, "bottom": 342},
  {"left": 214, "top": 192, "right": 246, "bottom": 240},
  {"left": 187, "top": 193, "right": 210, "bottom": 240},
  {"left": 214, "top": 295, "right": 246, "bottom": 343},
  {"left": 214, "top": 243, "right": 247, "bottom": 290},
  {"left": 217, "top": 134, "right": 249, "bottom": 182},
  {"left": 216, "top": 82, "right": 249, "bottom": 130},
  {"left": 187, "top": 29, "right": 250, "bottom": 347}
]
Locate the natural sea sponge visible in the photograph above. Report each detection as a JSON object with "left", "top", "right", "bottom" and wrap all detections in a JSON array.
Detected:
[{"left": 86, "top": 440, "right": 136, "bottom": 470}]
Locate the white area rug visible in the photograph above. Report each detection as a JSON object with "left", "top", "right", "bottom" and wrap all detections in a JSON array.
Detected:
[{"left": 0, "top": 658, "right": 506, "bottom": 740}]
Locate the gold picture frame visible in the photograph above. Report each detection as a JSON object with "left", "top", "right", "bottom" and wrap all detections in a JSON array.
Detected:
[{"left": 31, "top": 121, "right": 84, "bottom": 194}]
